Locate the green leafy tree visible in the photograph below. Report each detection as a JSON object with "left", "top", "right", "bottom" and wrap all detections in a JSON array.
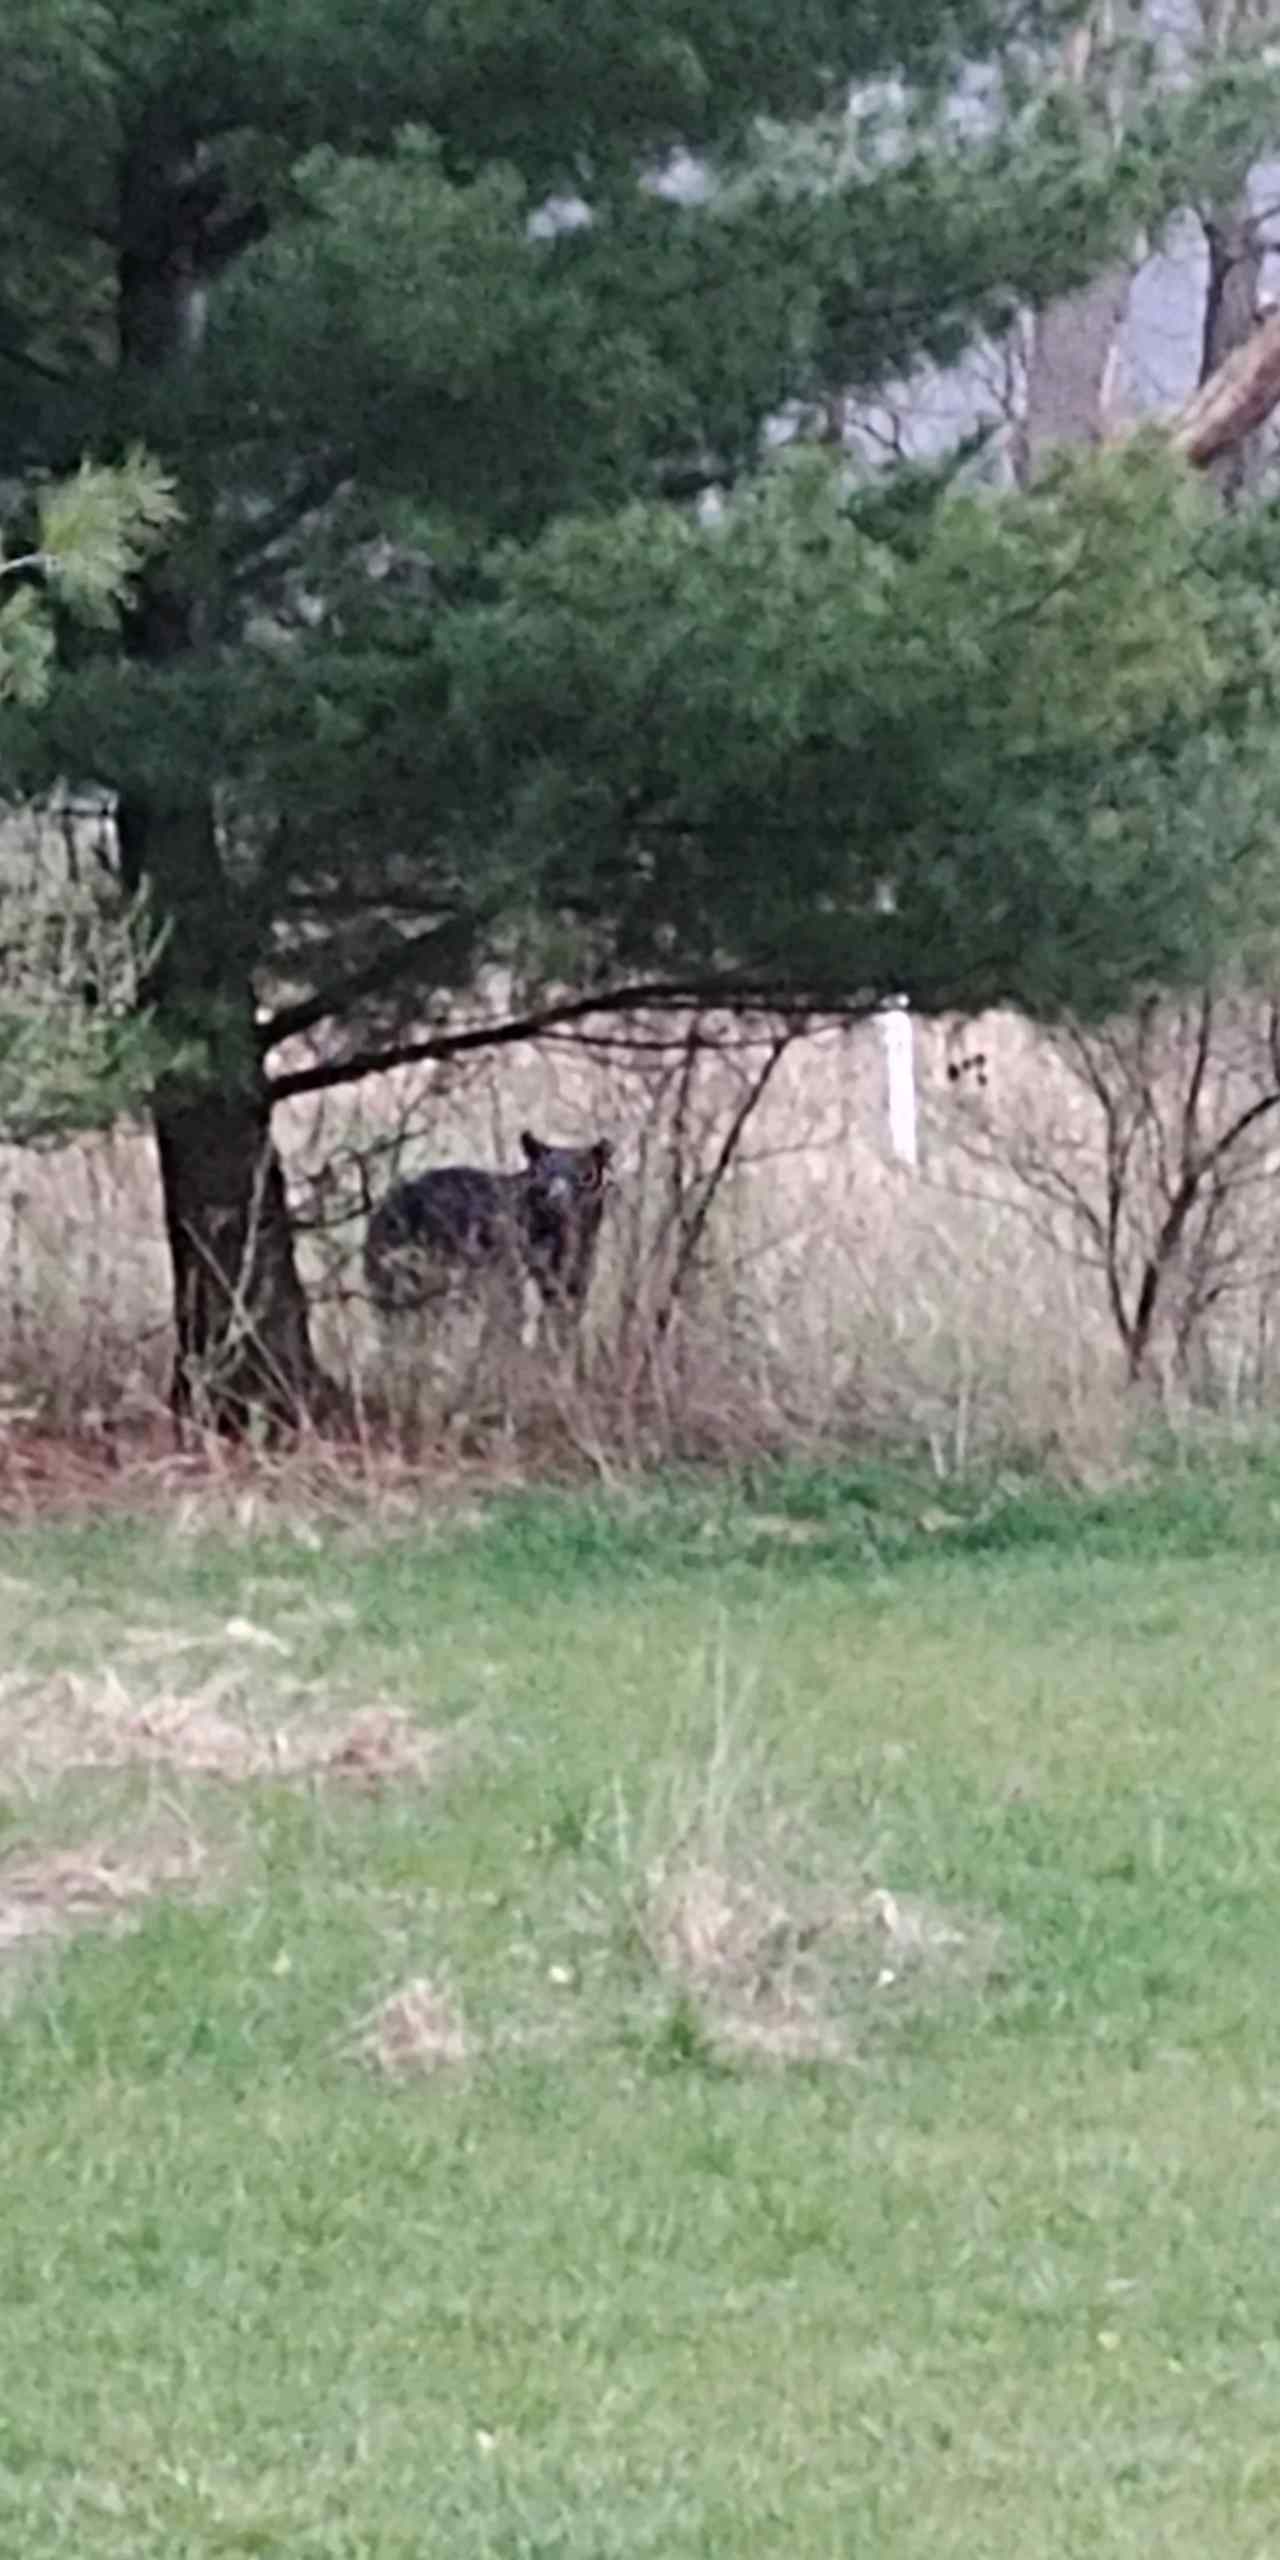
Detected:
[
  {"left": 2, "top": 0, "right": 1279, "bottom": 1427},
  {"left": 0, "top": 450, "right": 176, "bottom": 705}
]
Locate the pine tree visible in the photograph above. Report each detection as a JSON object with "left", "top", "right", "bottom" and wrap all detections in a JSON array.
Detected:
[{"left": 2, "top": 0, "right": 1279, "bottom": 1427}]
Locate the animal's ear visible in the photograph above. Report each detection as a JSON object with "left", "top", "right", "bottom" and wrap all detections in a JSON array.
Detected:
[{"left": 520, "top": 1130, "right": 546, "bottom": 1164}]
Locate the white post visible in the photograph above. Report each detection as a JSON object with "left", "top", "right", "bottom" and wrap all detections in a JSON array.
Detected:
[{"left": 880, "top": 995, "right": 918, "bottom": 1168}]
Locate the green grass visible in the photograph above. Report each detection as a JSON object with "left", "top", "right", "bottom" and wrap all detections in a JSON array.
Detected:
[{"left": 4, "top": 1457, "right": 1280, "bottom": 2555}]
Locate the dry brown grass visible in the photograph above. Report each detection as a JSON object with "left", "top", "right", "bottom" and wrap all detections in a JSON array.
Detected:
[
  {"left": 0, "top": 1412, "right": 526, "bottom": 1529},
  {"left": 0, "top": 1819, "right": 206, "bottom": 1957},
  {"left": 1, "top": 1658, "right": 450, "bottom": 1796},
  {"left": 4, "top": 997, "right": 1279, "bottom": 1481},
  {"left": 625, "top": 1850, "right": 996, "bottom": 2063},
  {"left": 0, "top": 1613, "right": 451, "bottom": 1990},
  {"left": 587, "top": 1688, "right": 1001, "bottom": 2064},
  {"left": 352, "top": 1975, "right": 469, "bottom": 2074}
]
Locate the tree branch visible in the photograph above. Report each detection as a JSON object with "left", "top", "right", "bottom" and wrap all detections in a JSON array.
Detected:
[
  {"left": 266, "top": 979, "right": 868, "bottom": 1101},
  {"left": 225, "top": 461, "right": 354, "bottom": 588},
  {"left": 651, "top": 1027, "right": 796, "bottom": 1341},
  {"left": 258, "top": 916, "right": 478, "bottom": 1054},
  {"left": 1169, "top": 305, "right": 1280, "bottom": 466},
  {"left": 0, "top": 329, "right": 72, "bottom": 387}
]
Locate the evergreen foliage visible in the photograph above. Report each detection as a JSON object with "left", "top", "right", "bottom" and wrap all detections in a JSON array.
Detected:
[{"left": 2, "top": 0, "right": 1279, "bottom": 1413}]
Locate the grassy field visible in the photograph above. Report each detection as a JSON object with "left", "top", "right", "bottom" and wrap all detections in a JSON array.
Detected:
[{"left": 3, "top": 1460, "right": 1280, "bottom": 2556}]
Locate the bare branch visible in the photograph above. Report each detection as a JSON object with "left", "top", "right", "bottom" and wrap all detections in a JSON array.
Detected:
[
  {"left": 1180, "top": 989, "right": 1214, "bottom": 1181},
  {"left": 267, "top": 983, "right": 867, "bottom": 1101}
]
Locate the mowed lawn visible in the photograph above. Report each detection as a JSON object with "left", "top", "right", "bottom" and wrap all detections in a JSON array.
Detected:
[{"left": 3, "top": 1467, "right": 1280, "bottom": 2557}]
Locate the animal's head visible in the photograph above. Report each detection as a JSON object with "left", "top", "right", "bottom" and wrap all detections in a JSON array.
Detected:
[
  {"left": 519, "top": 1133, "right": 613, "bottom": 1306},
  {"left": 520, "top": 1131, "right": 613, "bottom": 1214}
]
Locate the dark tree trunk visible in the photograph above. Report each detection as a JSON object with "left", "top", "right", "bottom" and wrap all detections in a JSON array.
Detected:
[
  {"left": 117, "top": 789, "right": 329, "bottom": 1434},
  {"left": 115, "top": 119, "right": 328, "bottom": 1435},
  {"left": 153, "top": 1086, "right": 325, "bottom": 1434},
  {"left": 1199, "top": 204, "right": 1265, "bottom": 505}
]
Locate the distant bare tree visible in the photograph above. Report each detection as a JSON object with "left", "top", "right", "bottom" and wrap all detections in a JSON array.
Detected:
[
  {"left": 945, "top": 991, "right": 1280, "bottom": 1384},
  {"left": 942, "top": 5, "right": 1280, "bottom": 1392}
]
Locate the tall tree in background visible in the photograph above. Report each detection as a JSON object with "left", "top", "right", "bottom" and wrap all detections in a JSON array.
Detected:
[
  {"left": 3, "top": 0, "right": 1280, "bottom": 1429},
  {"left": 1015, "top": 1, "right": 1141, "bottom": 470},
  {"left": 973, "top": 0, "right": 1280, "bottom": 1388},
  {"left": 1195, "top": 0, "right": 1277, "bottom": 495}
]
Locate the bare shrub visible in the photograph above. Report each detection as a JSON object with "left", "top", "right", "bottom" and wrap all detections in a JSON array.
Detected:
[
  {"left": 529, "top": 1008, "right": 1133, "bottom": 1473},
  {"left": 0, "top": 801, "right": 163, "bottom": 1148},
  {"left": 938, "top": 989, "right": 1280, "bottom": 1397},
  {"left": 286, "top": 1001, "right": 814, "bottom": 1458},
  {"left": 0, "top": 1005, "right": 1136, "bottom": 1474},
  {"left": 0, "top": 803, "right": 172, "bottom": 1434},
  {"left": 11, "top": 958, "right": 1280, "bottom": 1475},
  {"left": 0, "top": 1127, "right": 171, "bottom": 1434}
]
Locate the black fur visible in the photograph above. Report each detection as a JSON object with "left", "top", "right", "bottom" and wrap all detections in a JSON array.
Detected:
[{"left": 365, "top": 1130, "right": 612, "bottom": 1317}]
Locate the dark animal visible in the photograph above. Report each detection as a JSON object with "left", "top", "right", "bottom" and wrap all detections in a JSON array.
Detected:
[{"left": 364, "top": 1130, "right": 613, "bottom": 1322}]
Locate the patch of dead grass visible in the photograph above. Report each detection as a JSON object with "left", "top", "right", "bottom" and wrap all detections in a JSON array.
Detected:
[
  {"left": 593, "top": 1697, "right": 1002, "bottom": 2064},
  {"left": 0, "top": 1821, "right": 206, "bottom": 1955},
  {"left": 352, "top": 1976, "right": 469, "bottom": 2074},
  {"left": 641, "top": 1856, "right": 829, "bottom": 2000},
  {"left": 1, "top": 1664, "right": 449, "bottom": 1795},
  {"left": 638, "top": 1862, "right": 1000, "bottom": 2060},
  {"left": 0, "top": 1639, "right": 454, "bottom": 2003}
]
